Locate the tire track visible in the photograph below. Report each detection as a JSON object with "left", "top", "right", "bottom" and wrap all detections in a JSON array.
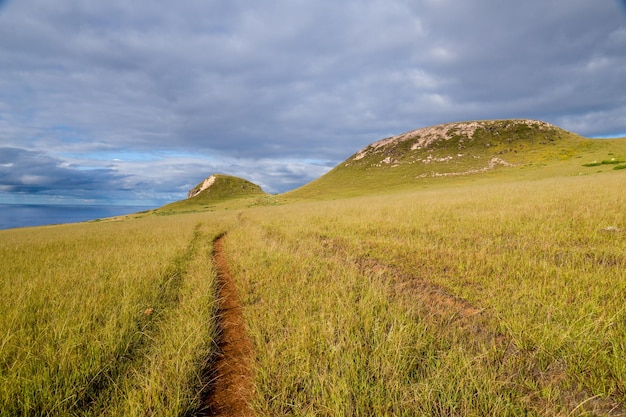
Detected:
[
  {"left": 319, "top": 235, "right": 624, "bottom": 414},
  {"left": 355, "top": 255, "right": 626, "bottom": 416},
  {"left": 197, "top": 233, "right": 254, "bottom": 417},
  {"left": 354, "top": 256, "right": 498, "bottom": 343}
]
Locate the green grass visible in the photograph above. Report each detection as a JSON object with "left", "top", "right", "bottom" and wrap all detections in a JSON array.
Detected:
[
  {"left": 286, "top": 121, "right": 626, "bottom": 201},
  {"left": 0, "top": 214, "right": 235, "bottom": 416},
  {"left": 582, "top": 158, "right": 625, "bottom": 167},
  {"left": 156, "top": 174, "right": 268, "bottom": 214},
  {"left": 225, "top": 172, "right": 626, "bottom": 416},
  {"left": 1, "top": 129, "right": 626, "bottom": 415}
]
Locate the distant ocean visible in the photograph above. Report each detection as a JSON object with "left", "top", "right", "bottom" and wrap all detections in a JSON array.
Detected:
[{"left": 0, "top": 204, "right": 155, "bottom": 230}]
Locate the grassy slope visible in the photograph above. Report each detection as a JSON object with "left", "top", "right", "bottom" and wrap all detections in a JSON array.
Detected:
[
  {"left": 155, "top": 174, "right": 269, "bottom": 214},
  {"left": 227, "top": 172, "right": 626, "bottom": 416},
  {"left": 285, "top": 119, "right": 626, "bottom": 200}
]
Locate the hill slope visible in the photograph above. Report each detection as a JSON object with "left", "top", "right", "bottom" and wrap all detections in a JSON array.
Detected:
[
  {"left": 186, "top": 174, "right": 264, "bottom": 201},
  {"left": 157, "top": 174, "right": 267, "bottom": 213},
  {"left": 287, "top": 119, "right": 625, "bottom": 199}
]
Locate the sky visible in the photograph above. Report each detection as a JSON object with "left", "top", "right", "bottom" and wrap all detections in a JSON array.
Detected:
[{"left": 1, "top": 0, "right": 626, "bottom": 206}]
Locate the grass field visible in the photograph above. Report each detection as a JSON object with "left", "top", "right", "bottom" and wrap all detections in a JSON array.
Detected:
[
  {"left": 1, "top": 153, "right": 625, "bottom": 415},
  {"left": 226, "top": 172, "right": 626, "bottom": 416},
  {"left": 0, "top": 214, "right": 237, "bottom": 416}
]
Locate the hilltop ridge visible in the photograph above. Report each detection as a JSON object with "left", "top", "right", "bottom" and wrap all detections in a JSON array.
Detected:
[
  {"left": 162, "top": 119, "right": 626, "bottom": 206},
  {"left": 186, "top": 174, "right": 264, "bottom": 201},
  {"left": 286, "top": 119, "right": 622, "bottom": 198},
  {"left": 345, "top": 119, "right": 571, "bottom": 170},
  {"left": 156, "top": 174, "right": 267, "bottom": 213}
]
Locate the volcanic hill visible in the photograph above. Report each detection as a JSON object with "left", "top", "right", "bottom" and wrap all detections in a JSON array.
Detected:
[
  {"left": 160, "top": 119, "right": 626, "bottom": 208},
  {"left": 157, "top": 174, "right": 267, "bottom": 213},
  {"left": 287, "top": 119, "right": 624, "bottom": 198}
]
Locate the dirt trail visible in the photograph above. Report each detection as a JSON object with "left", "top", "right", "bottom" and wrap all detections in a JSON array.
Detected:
[{"left": 198, "top": 234, "right": 254, "bottom": 417}]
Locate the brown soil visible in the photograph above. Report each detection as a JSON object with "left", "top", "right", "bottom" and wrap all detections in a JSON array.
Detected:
[{"left": 197, "top": 234, "right": 255, "bottom": 417}]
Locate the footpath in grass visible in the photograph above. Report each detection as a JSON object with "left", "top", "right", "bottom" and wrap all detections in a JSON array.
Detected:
[{"left": 197, "top": 233, "right": 255, "bottom": 417}]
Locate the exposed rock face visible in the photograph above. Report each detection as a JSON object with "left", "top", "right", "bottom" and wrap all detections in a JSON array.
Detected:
[{"left": 187, "top": 175, "right": 216, "bottom": 199}]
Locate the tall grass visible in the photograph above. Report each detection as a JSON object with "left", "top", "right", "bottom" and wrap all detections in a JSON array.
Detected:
[
  {"left": 226, "top": 172, "right": 626, "bottom": 416},
  {"left": 96, "top": 222, "right": 225, "bottom": 416},
  {"left": 0, "top": 213, "right": 233, "bottom": 416},
  {"left": 226, "top": 220, "right": 434, "bottom": 415},
  {"left": 1, "top": 170, "right": 625, "bottom": 415}
]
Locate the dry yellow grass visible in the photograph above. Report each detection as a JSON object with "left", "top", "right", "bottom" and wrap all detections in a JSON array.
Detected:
[{"left": 1, "top": 169, "right": 624, "bottom": 416}]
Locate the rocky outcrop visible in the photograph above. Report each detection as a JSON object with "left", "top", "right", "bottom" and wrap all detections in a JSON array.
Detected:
[
  {"left": 187, "top": 175, "right": 216, "bottom": 199},
  {"left": 185, "top": 174, "right": 265, "bottom": 202},
  {"left": 348, "top": 119, "right": 559, "bottom": 166}
]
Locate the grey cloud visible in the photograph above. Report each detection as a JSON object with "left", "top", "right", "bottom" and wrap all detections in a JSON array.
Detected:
[
  {"left": 408, "top": 2, "right": 626, "bottom": 125},
  {"left": 0, "top": 0, "right": 625, "bottom": 204},
  {"left": 0, "top": 147, "right": 124, "bottom": 196}
]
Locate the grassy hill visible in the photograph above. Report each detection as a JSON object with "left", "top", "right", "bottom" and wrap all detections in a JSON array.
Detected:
[
  {"left": 286, "top": 119, "right": 626, "bottom": 199},
  {"left": 154, "top": 119, "right": 626, "bottom": 205},
  {"left": 155, "top": 174, "right": 268, "bottom": 214}
]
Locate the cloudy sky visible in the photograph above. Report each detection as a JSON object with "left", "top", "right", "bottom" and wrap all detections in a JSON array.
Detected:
[{"left": 1, "top": 0, "right": 625, "bottom": 205}]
